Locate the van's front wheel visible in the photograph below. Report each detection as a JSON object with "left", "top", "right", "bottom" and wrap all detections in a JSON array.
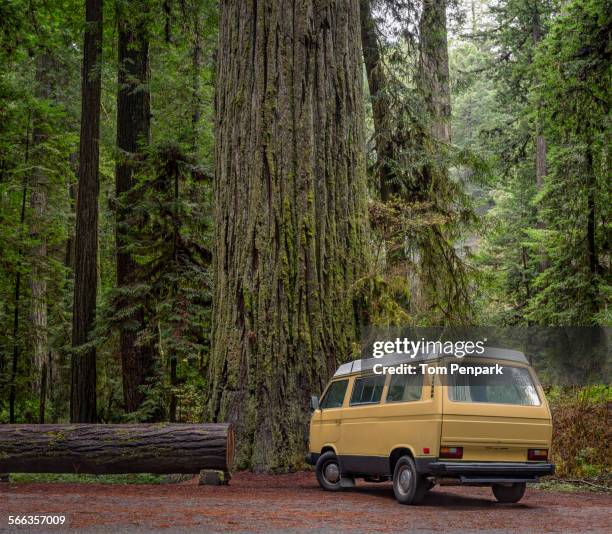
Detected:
[
  {"left": 315, "top": 452, "right": 342, "bottom": 491},
  {"left": 392, "top": 456, "right": 427, "bottom": 505},
  {"left": 492, "top": 483, "right": 526, "bottom": 503}
]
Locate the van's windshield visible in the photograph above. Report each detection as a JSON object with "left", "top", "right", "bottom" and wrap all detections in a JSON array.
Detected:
[{"left": 448, "top": 363, "right": 541, "bottom": 406}]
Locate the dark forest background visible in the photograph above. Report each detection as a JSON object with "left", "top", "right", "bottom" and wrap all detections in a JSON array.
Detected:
[{"left": 0, "top": 0, "right": 609, "bottom": 475}]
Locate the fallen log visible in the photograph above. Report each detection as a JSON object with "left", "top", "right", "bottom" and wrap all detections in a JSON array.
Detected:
[{"left": 0, "top": 423, "right": 234, "bottom": 475}]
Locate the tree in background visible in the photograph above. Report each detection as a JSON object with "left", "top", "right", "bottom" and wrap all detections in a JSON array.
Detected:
[
  {"left": 29, "top": 53, "right": 53, "bottom": 423},
  {"left": 458, "top": 0, "right": 609, "bottom": 325},
  {"left": 114, "top": 0, "right": 156, "bottom": 415},
  {"left": 418, "top": 0, "right": 451, "bottom": 147},
  {"left": 209, "top": 0, "right": 369, "bottom": 470},
  {"left": 360, "top": 0, "right": 399, "bottom": 200},
  {"left": 71, "top": 0, "right": 103, "bottom": 423},
  {"left": 526, "top": 0, "right": 610, "bottom": 325},
  {"left": 460, "top": 0, "right": 557, "bottom": 323},
  {"left": 1, "top": 0, "right": 79, "bottom": 423},
  {"left": 359, "top": 0, "right": 476, "bottom": 326}
]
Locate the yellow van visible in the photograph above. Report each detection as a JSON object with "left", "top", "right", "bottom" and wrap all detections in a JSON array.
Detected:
[{"left": 306, "top": 348, "right": 554, "bottom": 504}]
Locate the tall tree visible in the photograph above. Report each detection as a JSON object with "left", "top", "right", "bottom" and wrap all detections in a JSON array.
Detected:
[
  {"left": 360, "top": 0, "right": 397, "bottom": 200},
  {"left": 29, "top": 53, "right": 53, "bottom": 420},
  {"left": 71, "top": 0, "right": 102, "bottom": 423},
  {"left": 209, "top": 0, "right": 369, "bottom": 470},
  {"left": 8, "top": 114, "right": 31, "bottom": 423},
  {"left": 115, "top": 3, "right": 154, "bottom": 414},
  {"left": 411, "top": 0, "right": 473, "bottom": 323},
  {"left": 418, "top": 0, "right": 451, "bottom": 147},
  {"left": 531, "top": 1, "right": 547, "bottom": 190}
]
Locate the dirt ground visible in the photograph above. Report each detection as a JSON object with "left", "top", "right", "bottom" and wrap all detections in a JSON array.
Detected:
[{"left": 1, "top": 472, "right": 610, "bottom": 533}]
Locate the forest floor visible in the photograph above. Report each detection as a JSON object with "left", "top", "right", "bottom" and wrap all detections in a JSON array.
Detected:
[{"left": 1, "top": 471, "right": 611, "bottom": 533}]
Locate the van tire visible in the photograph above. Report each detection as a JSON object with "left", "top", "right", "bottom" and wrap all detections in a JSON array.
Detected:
[
  {"left": 492, "top": 483, "right": 526, "bottom": 503},
  {"left": 315, "top": 452, "right": 342, "bottom": 491},
  {"left": 392, "top": 456, "right": 427, "bottom": 505}
]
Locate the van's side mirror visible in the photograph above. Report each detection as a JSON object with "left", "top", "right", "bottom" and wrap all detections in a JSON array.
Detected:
[{"left": 310, "top": 395, "right": 320, "bottom": 411}]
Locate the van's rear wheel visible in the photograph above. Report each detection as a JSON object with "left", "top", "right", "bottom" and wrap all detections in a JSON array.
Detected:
[
  {"left": 392, "top": 456, "right": 427, "bottom": 505},
  {"left": 492, "top": 483, "right": 526, "bottom": 503},
  {"left": 315, "top": 452, "right": 342, "bottom": 491}
]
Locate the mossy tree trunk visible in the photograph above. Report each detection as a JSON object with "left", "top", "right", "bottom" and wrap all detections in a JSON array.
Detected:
[{"left": 210, "top": 0, "right": 368, "bottom": 471}]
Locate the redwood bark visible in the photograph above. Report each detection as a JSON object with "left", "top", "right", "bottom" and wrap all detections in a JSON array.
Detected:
[
  {"left": 115, "top": 12, "right": 154, "bottom": 414},
  {"left": 0, "top": 424, "right": 233, "bottom": 474},
  {"left": 210, "top": 0, "right": 368, "bottom": 471},
  {"left": 71, "top": 0, "right": 102, "bottom": 423}
]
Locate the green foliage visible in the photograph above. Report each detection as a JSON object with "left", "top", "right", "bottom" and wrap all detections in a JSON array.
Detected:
[
  {"left": 524, "top": 0, "right": 611, "bottom": 325},
  {"left": 548, "top": 386, "right": 610, "bottom": 478},
  {"left": 96, "top": 143, "right": 212, "bottom": 422},
  {"left": 0, "top": 0, "right": 81, "bottom": 422},
  {"left": 0, "top": 0, "right": 218, "bottom": 423},
  {"left": 452, "top": 0, "right": 610, "bottom": 326}
]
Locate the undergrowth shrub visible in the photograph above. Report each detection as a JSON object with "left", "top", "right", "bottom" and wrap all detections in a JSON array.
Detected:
[{"left": 548, "top": 387, "right": 610, "bottom": 479}]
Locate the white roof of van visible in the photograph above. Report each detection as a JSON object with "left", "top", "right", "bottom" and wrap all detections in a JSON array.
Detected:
[{"left": 333, "top": 347, "right": 528, "bottom": 377}]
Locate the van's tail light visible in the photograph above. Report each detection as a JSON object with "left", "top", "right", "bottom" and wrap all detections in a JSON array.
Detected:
[
  {"left": 528, "top": 449, "right": 548, "bottom": 461},
  {"left": 439, "top": 446, "right": 463, "bottom": 459}
]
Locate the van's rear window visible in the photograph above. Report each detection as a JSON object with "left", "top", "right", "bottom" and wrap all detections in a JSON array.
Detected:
[{"left": 449, "top": 364, "right": 541, "bottom": 406}]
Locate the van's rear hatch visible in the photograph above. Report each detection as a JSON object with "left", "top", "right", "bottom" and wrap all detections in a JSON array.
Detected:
[{"left": 441, "top": 360, "right": 552, "bottom": 463}]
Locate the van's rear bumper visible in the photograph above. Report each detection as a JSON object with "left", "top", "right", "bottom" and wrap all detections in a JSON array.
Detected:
[{"left": 419, "top": 460, "right": 555, "bottom": 484}]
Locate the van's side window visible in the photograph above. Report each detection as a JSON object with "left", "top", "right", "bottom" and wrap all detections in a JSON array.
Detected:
[
  {"left": 320, "top": 380, "right": 348, "bottom": 409},
  {"left": 386, "top": 373, "right": 424, "bottom": 402},
  {"left": 350, "top": 375, "right": 385, "bottom": 405}
]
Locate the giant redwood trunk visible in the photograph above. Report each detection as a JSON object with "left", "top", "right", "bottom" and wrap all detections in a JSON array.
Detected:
[
  {"left": 71, "top": 0, "right": 102, "bottom": 423},
  {"left": 210, "top": 0, "right": 368, "bottom": 471},
  {"left": 0, "top": 424, "right": 233, "bottom": 474},
  {"left": 115, "top": 12, "right": 155, "bottom": 414}
]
